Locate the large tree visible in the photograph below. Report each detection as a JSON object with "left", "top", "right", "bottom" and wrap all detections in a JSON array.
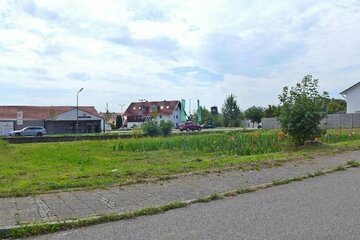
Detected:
[
  {"left": 245, "top": 106, "right": 264, "bottom": 125},
  {"left": 279, "top": 75, "right": 328, "bottom": 145},
  {"left": 222, "top": 94, "right": 242, "bottom": 127},
  {"left": 264, "top": 105, "right": 282, "bottom": 118},
  {"left": 325, "top": 98, "right": 346, "bottom": 114}
]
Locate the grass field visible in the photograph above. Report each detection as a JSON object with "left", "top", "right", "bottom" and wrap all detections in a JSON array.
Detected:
[{"left": 1, "top": 129, "right": 360, "bottom": 197}]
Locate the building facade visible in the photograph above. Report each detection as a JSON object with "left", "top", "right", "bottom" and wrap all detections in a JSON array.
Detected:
[
  {"left": 0, "top": 106, "right": 104, "bottom": 135},
  {"left": 341, "top": 82, "right": 360, "bottom": 113},
  {"left": 123, "top": 100, "right": 185, "bottom": 128}
]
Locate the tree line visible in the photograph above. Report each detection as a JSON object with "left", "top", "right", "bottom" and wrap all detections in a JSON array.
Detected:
[{"left": 198, "top": 91, "right": 346, "bottom": 128}]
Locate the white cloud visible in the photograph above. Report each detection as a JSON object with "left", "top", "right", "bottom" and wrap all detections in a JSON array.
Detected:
[{"left": 0, "top": 0, "right": 359, "bottom": 111}]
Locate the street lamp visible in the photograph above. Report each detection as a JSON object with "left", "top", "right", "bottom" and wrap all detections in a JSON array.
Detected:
[{"left": 76, "top": 88, "right": 83, "bottom": 133}]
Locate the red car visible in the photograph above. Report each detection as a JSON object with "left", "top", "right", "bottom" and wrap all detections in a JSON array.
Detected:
[{"left": 179, "top": 121, "right": 202, "bottom": 131}]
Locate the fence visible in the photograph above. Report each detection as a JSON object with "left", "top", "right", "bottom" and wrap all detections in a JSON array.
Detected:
[{"left": 262, "top": 113, "right": 360, "bottom": 129}]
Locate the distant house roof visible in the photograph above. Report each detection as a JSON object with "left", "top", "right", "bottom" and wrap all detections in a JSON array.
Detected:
[
  {"left": 340, "top": 82, "right": 360, "bottom": 95},
  {"left": 0, "top": 106, "right": 101, "bottom": 120},
  {"left": 124, "top": 100, "right": 180, "bottom": 117}
]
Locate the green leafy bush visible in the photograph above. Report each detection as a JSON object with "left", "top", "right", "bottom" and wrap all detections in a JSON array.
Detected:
[
  {"left": 141, "top": 121, "right": 160, "bottom": 137},
  {"left": 159, "top": 120, "right": 172, "bottom": 136},
  {"left": 131, "top": 127, "right": 143, "bottom": 138},
  {"left": 278, "top": 75, "right": 328, "bottom": 145}
]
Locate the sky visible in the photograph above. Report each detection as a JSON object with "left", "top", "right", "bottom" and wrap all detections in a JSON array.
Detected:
[{"left": 1, "top": 0, "right": 360, "bottom": 113}]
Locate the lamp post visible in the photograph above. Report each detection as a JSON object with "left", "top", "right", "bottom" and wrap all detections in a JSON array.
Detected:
[{"left": 76, "top": 88, "right": 83, "bottom": 133}]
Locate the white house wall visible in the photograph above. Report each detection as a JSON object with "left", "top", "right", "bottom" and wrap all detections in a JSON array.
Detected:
[
  {"left": 345, "top": 85, "right": 360, "bottom": 113},
  {"left": 52, "top": 108, "right": 103, "bottom": 121}
]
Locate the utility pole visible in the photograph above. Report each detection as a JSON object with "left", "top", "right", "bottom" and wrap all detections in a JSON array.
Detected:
[
  {"left": 76, "top": 88, "right": 83, "bottom": 133},
  {"left": 119, "top": 104, "right": 125, "bottom": 113}
]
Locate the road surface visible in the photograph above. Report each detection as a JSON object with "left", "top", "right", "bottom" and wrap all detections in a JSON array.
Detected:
[{"left": 31, "top": 168, "right": 360, "bottom": 240}]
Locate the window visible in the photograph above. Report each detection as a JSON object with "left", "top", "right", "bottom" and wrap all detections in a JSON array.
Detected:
[
  {"left": 160, "top": 115, "right": 162, "bottom": 119},
  {"left": 160, "top": 106, "right": 164, "bottom": 109},
  {"left": 176, "top": 115, "right": 178, "bottom": 119},
  {"left": 166, "top": 106, "right": 169, "bottom": 109}
]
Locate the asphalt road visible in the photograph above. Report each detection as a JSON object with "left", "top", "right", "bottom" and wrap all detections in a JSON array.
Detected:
[{"left": 31, "top": 168, "right": 360, "bottom": 240}]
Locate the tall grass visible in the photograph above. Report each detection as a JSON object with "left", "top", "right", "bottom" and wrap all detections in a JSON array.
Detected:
[
  {"left": 113, "top": 132, "right": 287, "bottom": 156},
  {"left": 321, "top": 131, "right": 360, "bottom": 143}
]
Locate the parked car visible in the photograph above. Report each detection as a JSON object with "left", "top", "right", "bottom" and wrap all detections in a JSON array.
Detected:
[
  {"left": 9, "top": 126, "right": 47, "bottom": 136},
  {"left": 201, "top": 121, "right": 216, "bottom": 129},
  {"left": 179, "top": 121, "right": 202, "bottom": 131}
]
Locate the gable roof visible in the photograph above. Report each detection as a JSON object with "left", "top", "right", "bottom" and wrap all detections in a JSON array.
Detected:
[
  {"left": 340, "top": 82, "right": 360, "bottom": 95},
  {"left": 124, "top": 100, "right": 180, "bottom": 117},
  {"left": 0, "top": 106, "right": 101, "bottom": 120}
]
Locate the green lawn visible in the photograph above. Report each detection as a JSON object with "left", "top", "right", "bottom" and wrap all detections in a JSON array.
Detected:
[{"left": 1, "top": 130, "right": 360, "bottom": 197}]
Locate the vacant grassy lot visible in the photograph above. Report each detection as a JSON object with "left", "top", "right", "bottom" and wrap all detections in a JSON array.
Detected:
[{"left": 1, "top": 129, "right": 360, "bottom": 197}]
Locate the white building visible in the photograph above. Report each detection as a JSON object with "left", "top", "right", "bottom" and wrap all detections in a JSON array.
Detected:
[
  {"left": 340, "top": 82, "right": 360, "bottom": 113},
  {"left": 123, "top": 100, "right": 186, "bottom": 128}
]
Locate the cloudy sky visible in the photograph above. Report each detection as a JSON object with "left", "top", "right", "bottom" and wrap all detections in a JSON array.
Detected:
[{"left": 1, "top": 0, "right": 360, "bottom": 112}]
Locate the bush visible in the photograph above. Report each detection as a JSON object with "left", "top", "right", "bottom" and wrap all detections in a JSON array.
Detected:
[
  {"left": 141, "top": 121, "right": 160, "bottom": 137},
  {"left": 131, "top": 127, "right": 143, "bottom": 138},
  {"left": 278, "top": 75, "right": 328, "bottom": 145},
  {"left": 159, "top": 120, "right": 173, "bottom": 136}
]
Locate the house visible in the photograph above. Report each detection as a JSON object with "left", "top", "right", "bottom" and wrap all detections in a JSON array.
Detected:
[
  {"left": 0, "top": 106, "right": 104, "bottom": 135},
  {"left": 340, "top": 82, "right": 360, "bottom": 113},
  {"left": 123, "top": 100, "right": 186, "bottom": 128}
]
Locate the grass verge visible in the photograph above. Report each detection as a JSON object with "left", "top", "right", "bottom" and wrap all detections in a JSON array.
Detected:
[
  {"left": 0, "top": 138, "right": 359, "bottom": 198},
  {"left": 1, "top": 160, "right": 359, "bottom": 239}
]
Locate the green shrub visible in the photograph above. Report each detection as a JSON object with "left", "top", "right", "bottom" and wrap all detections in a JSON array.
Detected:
[
  {"left": 159, "top": 120, "right": 172, "bottom": 136},
  {"left": 278, "top": 75, "right": 328, "bottom": 145},
  {"left": 142, "top": 121, "right": 160, "bottom": 137},
  {"left": 131, "top": 127, "right": 143, "bottom": 138}
]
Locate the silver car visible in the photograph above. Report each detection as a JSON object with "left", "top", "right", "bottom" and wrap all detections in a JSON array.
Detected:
[{"left": 9, "top": 126, "right": 47, "bottom": 136}]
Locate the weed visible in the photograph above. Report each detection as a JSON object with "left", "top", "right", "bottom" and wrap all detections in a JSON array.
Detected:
[
  {"left": 193, "top": 193, "right": 224, "bottom": 203},
  {"left": 346, "top": 160, "right": 360, "bottom": 167}
]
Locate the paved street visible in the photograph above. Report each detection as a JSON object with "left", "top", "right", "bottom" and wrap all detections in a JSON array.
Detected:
[
  {"left": 1, "top": 151, "right": 359, "bottom": 228},
  {"left": 30, "top": 167, "right": 360, "bottom": 240}
]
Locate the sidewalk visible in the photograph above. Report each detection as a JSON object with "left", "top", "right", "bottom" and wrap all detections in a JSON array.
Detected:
[{"left": 1, "top": 150, "right": 359, "bottom": 229}]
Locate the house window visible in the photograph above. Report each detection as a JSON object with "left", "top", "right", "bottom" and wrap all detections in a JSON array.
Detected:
[
  {"left": 160, "top": 115, "right": 162, "bottom": 119},
  {"left": 176, "top": 115, "right": 178, "bottom": 119}
]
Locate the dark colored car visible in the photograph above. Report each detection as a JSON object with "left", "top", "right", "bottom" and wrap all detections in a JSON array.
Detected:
[
  {"left": 179, "top": 121, "right": 202, "bottom": 131},
  {"left": 201, "top": 121, "right": 216, "bottom": 129}
]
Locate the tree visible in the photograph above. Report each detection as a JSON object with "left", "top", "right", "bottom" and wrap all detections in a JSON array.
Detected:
[
  {"left": 278, "top": 75, "right": 328, "bottom": 145},
  {"left": 115, "top": 115, "right": 123, "bottom": 129},
  {"left": 245, "top": 106, "right": 264, "bottom": 126},
  {"left": 222, "top": 94, "right": 242, "bottom": 127},
  {"left": 194, "top": 107, "right": 212, "bottom": 124},
  {"left": 104, "top": 110, "right": 111, "bottom": 123},
  {"left": 325, "top": 98, "right": 346, "bottom": 114},
  {"left": 264, "top": 105, "right": 281, "bottom": 118},
  {"left": 48, "top": 106, "right": 57, "bottom": 120}
]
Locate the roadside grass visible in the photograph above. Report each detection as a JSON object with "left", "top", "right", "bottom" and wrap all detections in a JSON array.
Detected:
[
  {"left": 0, "top": 131, "right": 360, "bottom": 197},
  {"left": 1, "top": 161, "right": 359, "bottom": 239}
]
